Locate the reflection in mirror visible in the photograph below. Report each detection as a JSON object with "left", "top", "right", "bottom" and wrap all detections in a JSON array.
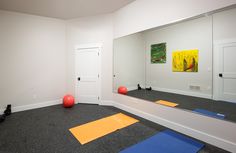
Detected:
[
  {"left": 113, "top": 7, "right": 236, "bottom": 122},
  {"left": 113, "top": 32, "right": 146, "bottom": 92}
]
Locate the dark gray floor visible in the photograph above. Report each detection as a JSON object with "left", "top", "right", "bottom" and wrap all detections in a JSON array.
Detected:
[
  {"left": 127, "top": 89, "right": 236, "bottom": 122},
  {"left": 0, "top": 104, "right": 229, "bottom": 153}
]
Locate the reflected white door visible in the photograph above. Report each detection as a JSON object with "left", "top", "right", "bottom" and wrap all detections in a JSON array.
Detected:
[
  {"left": 215, "top": 42, "right": 236, "bottom": 103},
  {"left": 75, "top": 44, "right": 101, "bottom": 104}
]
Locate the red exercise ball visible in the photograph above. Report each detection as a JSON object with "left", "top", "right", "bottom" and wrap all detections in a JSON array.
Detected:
[
  {"left": 63, "top": 94, "right": 75, "bottom": 108},
  {"left": 118, "top": 86, "right": 128, "bottom": 95}
]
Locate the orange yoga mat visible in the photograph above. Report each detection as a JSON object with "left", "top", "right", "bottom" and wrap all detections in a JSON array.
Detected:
[
  {"left": 69, "top": 113, "right": 139, "bottom": 145},
  {"left": 156, "top": 100, "right": 179, "bottom": 107}
]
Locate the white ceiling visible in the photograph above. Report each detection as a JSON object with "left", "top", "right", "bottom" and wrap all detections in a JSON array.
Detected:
[{"left": 0, "top": 0, "right": 135, "bottom": 19}]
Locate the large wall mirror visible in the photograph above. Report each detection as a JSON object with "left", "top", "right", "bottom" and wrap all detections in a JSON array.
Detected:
[{"left": 113, "top": 7, "right": 236, "bottom": 123}]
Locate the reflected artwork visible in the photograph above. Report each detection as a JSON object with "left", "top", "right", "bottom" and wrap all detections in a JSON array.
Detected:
[
  {"left": 172, "top": 49, "right": 198, "bottom": 72},
  {"left": 151, "top": 43, "right": 166, "bottom": 63}
]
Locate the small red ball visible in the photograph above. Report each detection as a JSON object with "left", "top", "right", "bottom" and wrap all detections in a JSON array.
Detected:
[
  {"left": 63, "top": 94, "right": 75, "bottom": 108},
  {"left": 118, "top": 86, "right": 128, "bottom": 95}
]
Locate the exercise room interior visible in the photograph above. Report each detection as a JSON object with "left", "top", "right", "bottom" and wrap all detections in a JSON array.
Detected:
[{"left": 0, "top": 0, "right": 236, "bottom": 153}]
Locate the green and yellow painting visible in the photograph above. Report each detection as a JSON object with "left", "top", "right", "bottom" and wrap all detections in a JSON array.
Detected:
[
  {"left": 172, "top": 49, "right": 198, "bottom": 72},
  {"left": 151, "top": 43, "right": 166, "bottom": 63}
]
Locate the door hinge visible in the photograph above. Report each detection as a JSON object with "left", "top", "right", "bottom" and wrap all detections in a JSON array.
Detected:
[
  {"left": 98, "top": 52, "right": 99, "bottom": 56},
  {"left": 98, "top": 96, "right": 100, "bottom": 100},
  {"left": 98, "top": 74, "right": 99, "bottom": 78}
]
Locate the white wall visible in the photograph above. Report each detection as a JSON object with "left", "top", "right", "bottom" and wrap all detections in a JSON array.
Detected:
[
  {"left": 66, "top": 14, "right": 113, "bottom": 102},
  {"left": 113, "top": 32, "right": 145, "bottom": 91},
  {"left": 0, "top": 10, "right": 66, "bottom": 111},
  {"left": 113, "top": 0, "right": 236, "bottom": 38},
  {"left": 144, "top": 16, "right": 212, "bottom": 98},
  {"left": 213, "top": 7, "right": 236, "bottom": 41}
]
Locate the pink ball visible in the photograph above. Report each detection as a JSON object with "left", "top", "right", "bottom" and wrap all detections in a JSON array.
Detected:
[
  {"left": 118, "top": 86, "right": 128, "bottom": 95},
  {"left": 63, "top": 94, "right": 75, "bottom": 108}
]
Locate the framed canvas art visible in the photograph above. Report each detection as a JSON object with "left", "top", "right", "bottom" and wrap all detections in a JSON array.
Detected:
[
  {"left": 172, "top": 49, "right": 198, "bottom": 72},
  {"left": 151, "top": 43, "right": 166, "bottom": 64}
]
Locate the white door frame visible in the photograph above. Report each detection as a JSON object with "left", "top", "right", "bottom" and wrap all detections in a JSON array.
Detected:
[
  {"left": 213, "top": 39, "right": 236, "bottom": 101},
  {"left": 74, "top": 43, "right": 102, "bottom": 104}
]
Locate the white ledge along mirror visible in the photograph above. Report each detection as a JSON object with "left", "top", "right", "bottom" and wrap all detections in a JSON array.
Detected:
[{"left": 113, "top": 6, "right": 236, "bottom": 123}]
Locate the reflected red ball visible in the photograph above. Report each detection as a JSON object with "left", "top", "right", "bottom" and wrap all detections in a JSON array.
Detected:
[
  {"left": 118, "top": 86, "right": 128, "bottom": 95},
  {"left": 63, "top": 94, "right": 75, "bottom": 108}
]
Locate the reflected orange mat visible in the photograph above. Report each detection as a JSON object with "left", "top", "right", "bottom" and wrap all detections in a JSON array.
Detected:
[
  {"left": 69, "top": 113, "right": 139, "bottom": 145},
  {"left": 156, "top": 100, "right": 179, "bottom": 107}
]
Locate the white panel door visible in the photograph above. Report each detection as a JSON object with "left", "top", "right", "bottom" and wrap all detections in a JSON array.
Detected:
[
  {"left": 216, "top": 42, "right": 236, "bottom": 103},
  {"left": 75, "top": 44, "right": 101, "bottom": 104}
]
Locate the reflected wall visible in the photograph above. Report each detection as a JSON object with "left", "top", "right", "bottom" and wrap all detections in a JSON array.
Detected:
[
  {"left": 113, "top": 7, "right": 236, "bottom": 123},
  {"left": 144, "top": 16, "right": 212, "bottom": 97},
  {"left": 113, "top": 33, "right": 145, "bottom": 91}
]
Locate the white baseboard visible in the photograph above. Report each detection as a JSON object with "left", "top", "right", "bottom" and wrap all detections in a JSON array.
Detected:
[
  {"left": 112, "top": 101, "right": 236, "bottom": 153},
  {"left": 0, "top": 99, "right": 62, "bottom": 114},
  {"left": 127, "top": 84, "right": 145, "bottom": 91},
  {"left": 99, "top": 100, "right": 115, "bottom": 106},
  {"left": 152, "top": 86, "right": 212, "bottom": 99},
  {"left": 127, "top": 86, "right": 137, "bottom": 91}
]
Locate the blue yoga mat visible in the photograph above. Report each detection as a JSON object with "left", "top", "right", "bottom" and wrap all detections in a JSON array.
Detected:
[
  {"left": 120, "top": 129, "right": 204, "bottom": 153},
  {"left": 193, "top": 108, "right": 225, "bottom": 119}
]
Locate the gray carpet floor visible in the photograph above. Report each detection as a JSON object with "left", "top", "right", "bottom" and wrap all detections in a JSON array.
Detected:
[
  {"left": 0, "top": 104, "right": 229, "bottom": 153},
  {"left": 127, "top": 89, "right": 236, "bottom": 122}
]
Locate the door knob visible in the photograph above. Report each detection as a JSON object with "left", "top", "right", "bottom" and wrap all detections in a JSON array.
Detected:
[
  {"left": 78, "top": 77, "right": 80, "bottom": 81},
  {"left": 219, "top": 73, "right": 223, "bottom": 77}
]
